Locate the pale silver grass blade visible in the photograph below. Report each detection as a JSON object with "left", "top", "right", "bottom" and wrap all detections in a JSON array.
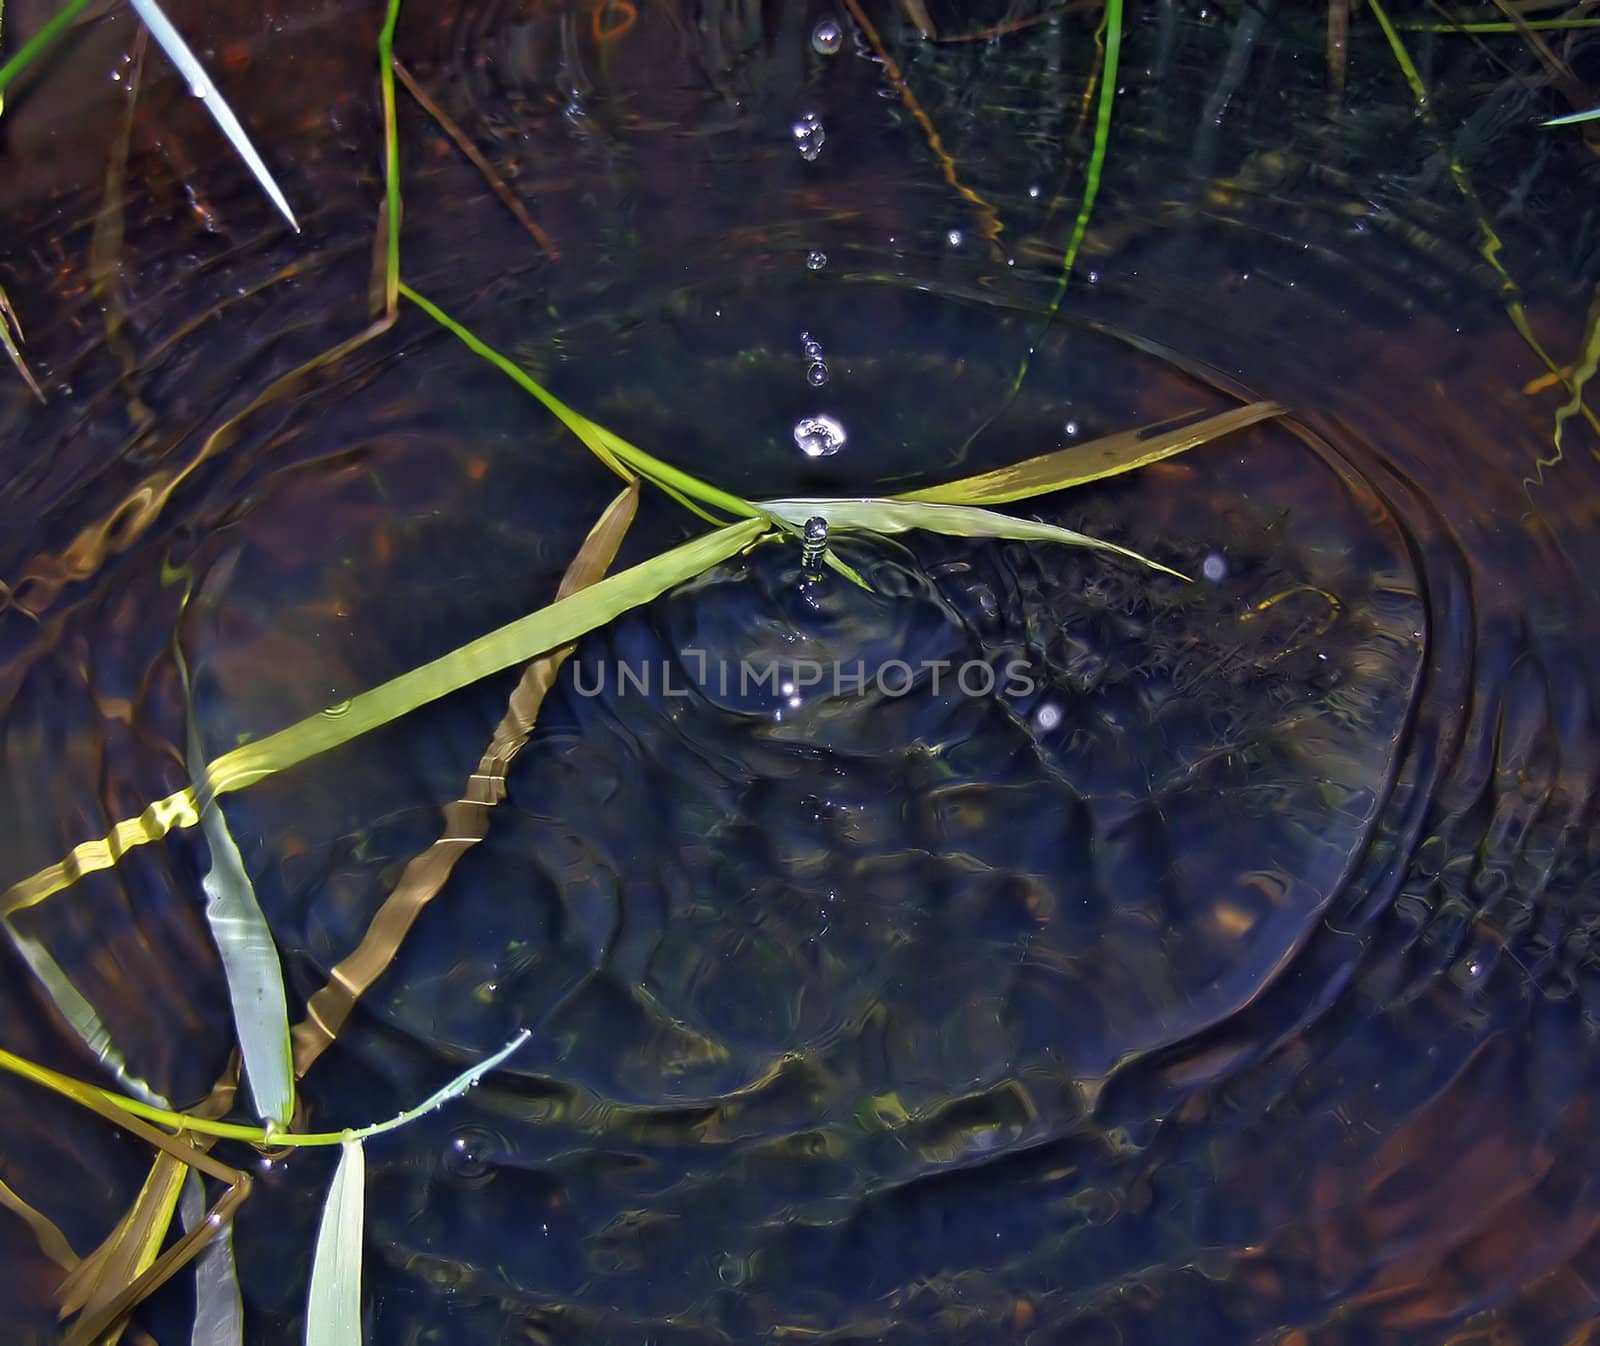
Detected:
[
  {"left": 3, "top": 921, "right": 166, "bottom": 1106},
  {"left": 345, "top": 1029, "right": 530, "bottom": 1143},
  {"left": 189, "top": 744, "right": 295, "bottom": 1126},
  {"left": 180, "top": 1173, "right": 244, "bottom": 1346},
  {"left": 759, "top": 497, "right": 1189, "bottom": 580},
  {"left": 305, "top": 1140, "right": 364, "bottom": 1346},
  {"left": 180, "top": 645, "right": 294, "bottom": 1127},
  {"left": 126, "top": 0, "right": 299, "bottom": 232}
]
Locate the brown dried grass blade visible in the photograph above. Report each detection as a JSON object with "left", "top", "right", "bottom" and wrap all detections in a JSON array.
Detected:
[
  {"left": 896, "top": 401, "right": 1284, "bottom": 506},
  {"left": 0, "top": 1172, "right": 77, "bottom": 1270},
  {"left": 57, "top": 1149, "right": 185, "bottom": 1336},
  {"left": 290, "top": 480, "right": 641, "bottom": 1076},
  {"left": 394, "top": 59, "right": 557, "bottom": 258}
]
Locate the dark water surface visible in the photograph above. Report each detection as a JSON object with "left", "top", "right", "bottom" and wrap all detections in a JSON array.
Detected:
[{"left": 3, "top": 2, "right": 1600, "bottom": 1342}]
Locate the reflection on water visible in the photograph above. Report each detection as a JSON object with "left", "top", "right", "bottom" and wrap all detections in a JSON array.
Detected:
[{"left": 2, "top": 1, "right": 1600, "bottom": 1342}]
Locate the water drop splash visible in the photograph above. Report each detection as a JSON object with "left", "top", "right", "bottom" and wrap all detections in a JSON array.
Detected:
[
  {"left": 793, "top": 415, "right": 847, "bottom": 458},
  {"left": 806, "top": 250, "right": 828, "bottom": 271},
  {"left": 792, "top": 110, "right": 826, "bottom": 161},
  {"left": 800, "top": 516, "right": 830, "bottom": 572},
  {"left": 811, "top": 19, "right": 843, "bottom": 55}
]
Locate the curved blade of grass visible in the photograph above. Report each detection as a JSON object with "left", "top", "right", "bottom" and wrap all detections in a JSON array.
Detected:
[
  {"left": 291, "top": 482, "right": 640, "bottom": 1078},
  {"left": 0, "top": 1031, "right": 528, "bottom": 1150},
  {"left": 306, "top": 1140, "right": 364, "bottom": 1346},
  {"left": 0, "top": 0, "right": 94, "bottom": 105},
  {"left": 3, "top": 923, "right": 167, "bottom": 1105},
  {"left": 760, "top": 497, "right": 1187, "bottom": 579},
  {"left": 399, "top": 282, "right": 756, "bottom": 520},
  {"left": 0, "top": 517, "right": 767, "bottom": 920},
  {"left": 126, "top": 0, "right": 298, "bottom": 232},
  {"left": 0, "top": 1171, "right": 76, "bottom": 1270},
  {"left": 899, "top": 402, "right": 1284, "bottom": 506}
]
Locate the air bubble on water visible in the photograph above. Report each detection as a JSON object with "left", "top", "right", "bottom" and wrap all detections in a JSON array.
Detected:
[
  {"left": 1063, "top": 420, "right": 1079, "bottom": 436},
  {"left": 792, "top": 111, "right": 826, "bottom": 161},
  {"left": 803, "top": 338, "right": 824, "bottom": 360},
  {"left": 806, "top": 250, "right": 828, "bottom": 271},
  {"left": 1036, "top": 702, "right": 1062, "bottom": 732},
  {"left": 946, "top": 229, "right": 964, "bottom": 248},
  {"left": 812, "top": 19, "right": 843, "bottom": 54},
  {"left": 1027, "top": 184, "right": 1041, "bottom": 198},
  {"left": 1201, "top": 552, "right": 1228, "bottom": 583},
  {"left": 807, "top": 362, "right": 829, "bottom": 386},
  {"left": 794, "top": 414, "right": 846, "bottom": 458}
]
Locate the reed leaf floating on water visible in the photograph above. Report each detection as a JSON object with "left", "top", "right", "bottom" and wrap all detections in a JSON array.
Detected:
[
  {"left": 305, "top": 1141, "right": 364, "bottom": 1346},
  {"left": 125, "top": 0, "right": 298, "bottom": 232},
  {"left": 900, "top": 403, "right": 1285, "bottom": 507},
  {"left": 58, "top": 1150, "right": 186, "bottom": 1346},
  {"left": 1544, "top": 106, "right": 1600, "bottom": 126},
  {"left": 179, "top": 634, "right": 294, "bottom": 1127},
  {"left": 181, "top": 1172, "right": 244, "bottom": 1346},
  {"left": 759, "top": 497, "right": 1188, "bottom": 580},
  {"left": 0, "top": 283, "right": 44, "bottom": 401}
]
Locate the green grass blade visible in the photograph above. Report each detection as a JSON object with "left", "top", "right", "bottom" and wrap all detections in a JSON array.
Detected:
[
  {"left": 203, "top": 517, "right": 767, "bottom": 795},
  {"left": 126, "top": 0, "right": 298, "bottom": 232},
  {"left": 347, "top": 1030, "right": 529, "bottom": 1142},
  {"left": 759, "top": 497, "right": 1187, "bottom": 579},
  {"left": 0, "top": 0, "right": 94, "bottom": 105},
  {"left": 1545, "top": 106, "right": 1600, "bottom": 126},
  {"left": 900, "top": 402, "right": 1284, "bottom": 506},
  {"left": 399, "top": 282, "right": 758, "bottom": 520},
  {"left": 305, "top": 1140, "right": 364, "bottom": 1346},
  {"left": 378, "top": 0, "right": 402, "bottom": 308}
]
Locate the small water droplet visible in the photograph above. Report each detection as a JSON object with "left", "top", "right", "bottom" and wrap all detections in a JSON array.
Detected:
[
  {"left": 1036, "top": 703, "right": 1063, "bottom": 731},
  {"left": 811, "top": 19, "right": 843, "bottom": 54},
  {"left": 1063, "top": 420, "right": 1079, "bottom": 436},
  {"left": 1201, "top": 552, "right": 1227, "bottom": 583},
  {"left": 1027, "top": 184, "right": 1041, "bottom": 198},
  {"left": 792, "top": 111, "right": 826, "bottom": 161},
  {"left": 946, "top": 228, "right": 963, "bottom": 248},
  {"left": 189, "top": 81, "right": 209, "bottom": 100},
  {"left": 803, "top": 339, "right": 824, "bottom": 361},
  {"left": 806, "top": 250, "right": 828, "bottom": 271},
  {"left": 794, "top": 414, "right": 847, "bottom": 458},
  {"left": 807, "top": 362, "right": 829, "bottom": 386}
]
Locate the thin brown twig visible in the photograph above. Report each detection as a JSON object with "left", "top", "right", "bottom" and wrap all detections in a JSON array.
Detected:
[
  {"left": 393, "top": 59, "right": 559, "bottom": 259},
  {"left": 842, "top": 0, "right": 1005, "bottom": 257}
]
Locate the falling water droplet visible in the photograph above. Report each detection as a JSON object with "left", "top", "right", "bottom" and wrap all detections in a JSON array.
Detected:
[
  {"left": 811, "top": 19, "right": 843, "bottom": 55},
  {"left": 792, "top": 111, "right": 826, "bottom": 161},
  {"left": 806, "top": 250, "right": 828, "bottom": 271},
  {"left": 807, "top": 362, "right": 829, "bottom": 386},
  {"left": 793, "top": 414, "right": 847, "bottom": 458}
]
